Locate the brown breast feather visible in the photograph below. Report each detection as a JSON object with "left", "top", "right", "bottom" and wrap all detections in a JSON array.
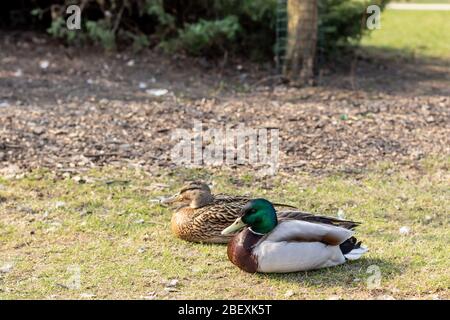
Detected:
[{"left": 227, "top": 228, "right": 263, "bottom": 273}]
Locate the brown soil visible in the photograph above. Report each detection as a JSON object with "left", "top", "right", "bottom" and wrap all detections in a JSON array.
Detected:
[{"left": 0, "top": 32, "right": 449, "bottom": 176}]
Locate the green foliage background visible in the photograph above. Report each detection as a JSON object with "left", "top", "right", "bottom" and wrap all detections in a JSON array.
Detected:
[{"left": 12, "top": 0, "right": 388, "bottom": 58}]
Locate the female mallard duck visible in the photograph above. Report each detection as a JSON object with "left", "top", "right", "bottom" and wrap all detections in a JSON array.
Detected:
[
  {"left": 222, "top": 199, "right": 368, "bottom": 273},
  {"left": 161, "top": 181, "right": 302, "bottom": 244}
]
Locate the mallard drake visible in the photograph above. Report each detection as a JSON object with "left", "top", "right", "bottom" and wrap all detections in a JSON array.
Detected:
[
  {"left": 161, "top": 181, "right": 299, "bottom": 244},
  {"left": 222, "top": 199, "right": 368, "bottom": 273}
]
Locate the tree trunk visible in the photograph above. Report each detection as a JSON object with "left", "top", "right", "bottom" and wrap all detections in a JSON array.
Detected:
[{"left": 283, "top": 0, "right": 318, "bottom": 86}]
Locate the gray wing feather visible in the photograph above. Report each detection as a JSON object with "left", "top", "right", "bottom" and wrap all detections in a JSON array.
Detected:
[{"left": 277, "top": 211, "right": 360, "bottom": 230}]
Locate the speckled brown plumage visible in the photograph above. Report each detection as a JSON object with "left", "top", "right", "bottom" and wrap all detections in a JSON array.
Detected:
[
  {"left": 171, "top": 196, "right": 253, "bottom": 243},
  {"left": 166, "top": 181, "right": 297, "bottom": 243}
]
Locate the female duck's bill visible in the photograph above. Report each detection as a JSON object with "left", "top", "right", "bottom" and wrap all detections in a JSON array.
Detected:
[{"left": 160, "top": 193, "right": 182, "bottom": 204}]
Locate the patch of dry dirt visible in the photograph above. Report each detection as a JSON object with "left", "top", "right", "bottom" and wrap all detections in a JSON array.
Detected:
[{"left": 0, "top": 32, "right": 449, "bottom": 176}]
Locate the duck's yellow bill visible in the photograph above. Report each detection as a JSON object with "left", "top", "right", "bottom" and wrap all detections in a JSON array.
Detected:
[{"left": 221, "top": 217, "right": 246, "bottom": 235}]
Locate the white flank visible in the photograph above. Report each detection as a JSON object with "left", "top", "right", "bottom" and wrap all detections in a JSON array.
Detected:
[
  {"left": 253, "top": 220, "right": 360, "bottom": 272},
  {"left": 254, "top": 241, "right": 347, "bottom": 273},
  {"left": 344, "top": 246, "right": 369, "bottom": 261}
]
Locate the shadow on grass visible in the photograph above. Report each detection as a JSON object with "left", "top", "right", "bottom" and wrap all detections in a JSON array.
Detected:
[
  {"left": 317, "top": 46, "right": 450, "bottom": 97},
  {"left": 255, "top": 257, "right": 402, "bottom": 288},
  {"left": 359, "top": 45, "right": 450, "bottom": 66}
]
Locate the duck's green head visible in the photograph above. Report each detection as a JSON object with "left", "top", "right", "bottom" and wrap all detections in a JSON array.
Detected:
[{"left": 221, "top": 198, "right": 278, "bottom": 235}]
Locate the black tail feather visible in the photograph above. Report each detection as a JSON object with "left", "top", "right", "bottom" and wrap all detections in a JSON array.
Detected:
[{"left": 339, "top": 237, "right": 361, "bottom": 255}]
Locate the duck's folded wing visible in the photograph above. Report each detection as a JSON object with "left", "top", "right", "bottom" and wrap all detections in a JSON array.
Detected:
[
  {"left": 262, "top": 220, "right": 353, "bottom": 246},
  {"left": 214, "top": 194, "right": 297, "bottom": 210},
  {"left": 277, "top": 211, "right": 359, "bottom": 230},
  {"left": 214, "top": 194, "right": 251, "bottom": 202}
]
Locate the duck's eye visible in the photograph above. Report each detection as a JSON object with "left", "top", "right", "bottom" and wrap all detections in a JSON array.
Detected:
[{"left": 250, "top": 209, "right": 257, "bottom": 214}]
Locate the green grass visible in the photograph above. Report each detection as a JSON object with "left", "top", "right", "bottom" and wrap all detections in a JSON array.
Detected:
[
  {"left": 0, "top": 157, "right": 449, "bottom": 299},
  {"left": 395, "top": 1, "right": 450, "bottom": 3},
  {"left": 361, "top": 9, "right": 450, "bottom": 59}
]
